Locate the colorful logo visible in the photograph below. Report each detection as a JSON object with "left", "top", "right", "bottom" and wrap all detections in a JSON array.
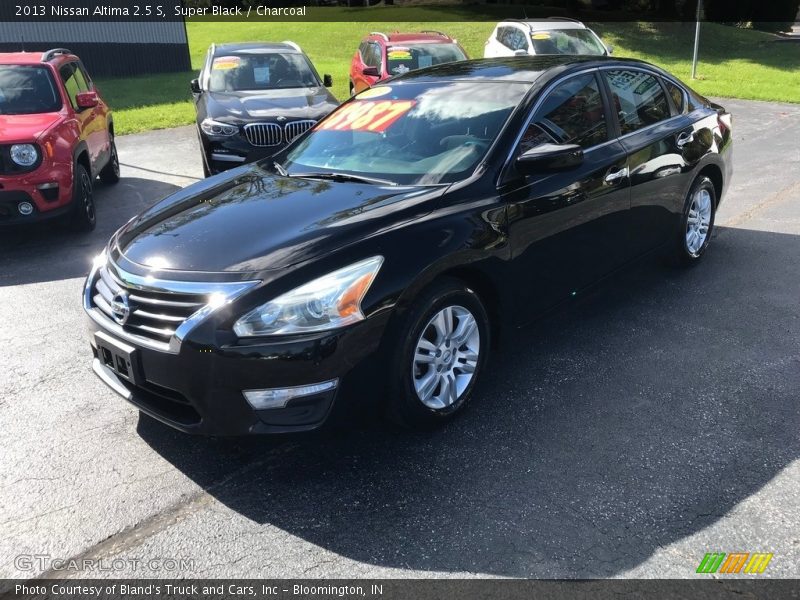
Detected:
[{"left": 696, "top": 552, "right": 773, "bottom": 574}]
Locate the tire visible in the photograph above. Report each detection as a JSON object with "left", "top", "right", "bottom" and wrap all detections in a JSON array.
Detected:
[
  {"left": 670, "top": 175, "right": 716, "bottom": 266},
  {"left": 69, "top": 163, "right": 96, "bottom": 232},
  {"left": 385, "top": 278, "right": 491, "bottom": 429},
  {"left": 99, "top": 136, "right": 120, "bottom": 184}
]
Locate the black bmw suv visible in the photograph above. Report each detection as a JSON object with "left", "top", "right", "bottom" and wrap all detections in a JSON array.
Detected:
[
  {"left": 191, "top": 42, "right": 339, "bottom": 176},
  {"left": 86, "top": 56, "right": 731, "bottom": 436}
]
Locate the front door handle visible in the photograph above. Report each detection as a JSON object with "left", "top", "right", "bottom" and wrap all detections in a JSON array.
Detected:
[
  {"left": 676, "top": 131, "right": 695, "bottom": 148},
  {"left": 604, "top": 166, "right": 628, "bottom": 184}
]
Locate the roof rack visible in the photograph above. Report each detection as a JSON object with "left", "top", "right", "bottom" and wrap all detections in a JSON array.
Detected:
[
  {"left": 41, "top": 48, "right": 73, "bottom": 62},
  {"left": 369, "top": 31, "right": 389, "bottom": 41},
  {"left": 420, "top": 30, "right": 447, "bottom": 37},
  {"left": 281, "top": 40, "right": 302, "bottom": 52}
]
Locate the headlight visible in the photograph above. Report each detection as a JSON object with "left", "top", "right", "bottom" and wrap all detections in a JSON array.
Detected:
[
  {"left": 200, "top": 118, "right": 238, "bottom": 137},
  {"left": 10, "top": 144, "right": 39, "bottom": 167},
  {"left": 233, "top": 256, "right": 384, "bottom": 337}
]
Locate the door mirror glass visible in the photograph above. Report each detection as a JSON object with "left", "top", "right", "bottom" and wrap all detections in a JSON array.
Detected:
[
  {"left": 190, "top": 78, "right": 201, "bottom": 93},
  {"left": 516, "top": 143, "right": 583, "bottom": 174},
  {"left": 362, "top": 66, "right": 380, "bottom": 77}
]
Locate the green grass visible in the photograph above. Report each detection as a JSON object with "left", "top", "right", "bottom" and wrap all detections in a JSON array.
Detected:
[{"left": 97, "top": 17, "right": 800, "bottom": 135}]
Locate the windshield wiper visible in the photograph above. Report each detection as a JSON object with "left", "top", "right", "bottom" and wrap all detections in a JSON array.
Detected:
[
  {"left": 273, "top": 162, "right": 287, "bottom": 176},
  {"left": 288, "top": 171, "right": 397, "bottom": 186}
]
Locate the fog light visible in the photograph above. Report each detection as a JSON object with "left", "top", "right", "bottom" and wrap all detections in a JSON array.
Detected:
[
  {"left": 18, "top": 201, "right": 34, "bottom": 216},
  {"left": 243, "top": 379, "right": 338, "bottom": 410}
]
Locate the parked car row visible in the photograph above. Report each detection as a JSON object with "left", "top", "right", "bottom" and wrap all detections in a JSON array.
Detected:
[
  {"left": 0, "top": 19, "right": 613, "bottom": 230},
  {"left": 190, "top": 19, "right": 613, "bottom": 178}
]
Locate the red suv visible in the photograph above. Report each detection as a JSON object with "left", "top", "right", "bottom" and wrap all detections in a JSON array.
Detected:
[
  {"left": 349, "top": 31, "right": 468, "bottom": 95},
  {"left": 0, "top": 48, "right": 119, "bottom": 231}
]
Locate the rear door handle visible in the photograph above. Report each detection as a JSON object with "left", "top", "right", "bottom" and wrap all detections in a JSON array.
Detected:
[
  {"left": 676, "top": 131, "right": 695, "bottom": 148},
  {"left": 604, "top": 166, "right": 628, "bottom": 184}
]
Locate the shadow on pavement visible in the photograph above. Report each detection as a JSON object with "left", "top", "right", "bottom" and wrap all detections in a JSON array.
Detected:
[
  {"left": 137, "top": 225, "right": 800, "bottom": 577},
  {"left": 0, "top": 177, "right": 181, "bottom": 287}
]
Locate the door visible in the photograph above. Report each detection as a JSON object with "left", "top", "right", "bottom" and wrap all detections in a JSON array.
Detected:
[
  {"left": 504, "top": 71, "right": 631, "bottom": 319},
  {"left": 60, "top": 62, "right": 102, "bottom": 173},
  {"left": 76, "top": 62, "right": 111, "bottom": 169},
  {"left": 601, "top": 68, "right": 697, "bottom": 255}
]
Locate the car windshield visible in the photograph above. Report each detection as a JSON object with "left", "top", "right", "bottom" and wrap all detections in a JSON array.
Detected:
[
  {"left": 530, "top": 29, "right": 606, "bottom": 56},
  {"left": 208, "top": 51, "right": 319, "bottom": 92},
  {"left": 0, "top": 65, "right": 61, "bottom": 115},
  {"left": 282, "top": 80, "right": 529, "bottom": 186},
  {"left": 385, "top": 43, "right": 468, "bottom": 76}
]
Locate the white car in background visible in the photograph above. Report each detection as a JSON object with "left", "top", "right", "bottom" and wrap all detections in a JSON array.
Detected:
[{"left": 484, "top": 18, "right": 612, "bottom": 58}]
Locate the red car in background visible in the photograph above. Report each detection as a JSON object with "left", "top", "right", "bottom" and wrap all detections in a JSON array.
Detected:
[
  {"left": 349, "top": 31, "right": 468, "bottom": 95},
  {"left": 0, "top": 48, "right": 119, "bottom": 232}
]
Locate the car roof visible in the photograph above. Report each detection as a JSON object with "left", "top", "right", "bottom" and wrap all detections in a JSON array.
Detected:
[
  {"left": 213, "top": 42, "right": 301, "bottom": 54},
  {"left": 367, "top": 32, "right": 455, "bottom": 44},
  {"left": 393, "top": 55, "right": 658, "bottom": 85},
  {"left": 0, "top": 51, "right": 76, "bottom": 66},
  {"left": 499, "top": 19, "right": 588, "bottom": 31}
]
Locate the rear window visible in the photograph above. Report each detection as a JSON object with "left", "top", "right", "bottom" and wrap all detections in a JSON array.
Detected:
[
  {"left": 0, "top": 65, "right": 61, "bottom": 114},
  {"left": 530, "top": 29, "right": 607, "bottom": 56}
]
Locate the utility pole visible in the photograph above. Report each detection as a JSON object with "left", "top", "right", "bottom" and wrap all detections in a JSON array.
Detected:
[{"left": 691, "top": 0, "right": 703, "bottom": 79}]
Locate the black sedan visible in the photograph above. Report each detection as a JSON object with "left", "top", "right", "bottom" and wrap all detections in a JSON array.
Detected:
[
  {"left": 191, "top": 42, "right": 339, "bottom": 176},
  {"left": 84, "top": 56, "right": 732, "bottom": 435}
]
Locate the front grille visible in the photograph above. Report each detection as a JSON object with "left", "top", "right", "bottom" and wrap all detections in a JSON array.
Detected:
[
  {"left": 91, "top": 264, "right": 207, "bottom": 346},
  {"left": 244, "top": 123, "right": 282, "bottom": 147},
  {"left": 284, "top": 120, "right": 316, "bottom": 143}
]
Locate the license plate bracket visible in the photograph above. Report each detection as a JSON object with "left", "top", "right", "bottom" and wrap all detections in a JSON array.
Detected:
[{"left": 95, "top": 331, "right": 142, "bottom": 386}]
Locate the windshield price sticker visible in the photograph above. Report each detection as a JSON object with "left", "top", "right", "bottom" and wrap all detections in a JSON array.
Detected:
[
  {"left": 212, "top": 56, "right": 241, "bottom": 70},
  {"left": 317, "top": 100, "right": 416, "bottom": 133}
]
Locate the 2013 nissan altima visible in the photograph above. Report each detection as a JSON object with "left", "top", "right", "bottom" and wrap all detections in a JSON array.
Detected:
[{"left": 84, "top": 56, "right": 732, "bottom": 436}]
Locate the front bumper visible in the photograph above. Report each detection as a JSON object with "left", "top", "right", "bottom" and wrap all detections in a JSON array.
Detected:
[
  {"left": 0, "top": 162, "right": 74, "bottom": 225},
  {"left": 85, "top": 302, "right": 388, "bottom": 436},
  {"left": 200, "top": 133, "right": 286, "bottom": 176}
]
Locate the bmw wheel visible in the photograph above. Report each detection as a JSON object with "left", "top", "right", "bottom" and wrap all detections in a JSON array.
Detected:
[{"left": 387, "top": 278, "right": 490, "bottom": 428}]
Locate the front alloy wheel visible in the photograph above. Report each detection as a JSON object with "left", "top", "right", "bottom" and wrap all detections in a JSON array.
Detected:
[
  {"left": 387, "top": 278, "right": 490, "bottom": 428},
  {"left": 69, "top": 163, "right": 96, "bottom": 232},
  {"left": 412, "top": 305, "right": 480, "bottom": 409}
]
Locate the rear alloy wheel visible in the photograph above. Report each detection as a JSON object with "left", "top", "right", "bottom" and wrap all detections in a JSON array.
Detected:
[
  {"left": 386, "top": 278, "right": 490, "bottom": 428},
  {"left": 69, "top": 163, "right": 96, "bottom": 232},
  {"left": 99, "top": 136, "right": 120, "bottom": 184},
  {"left": 671, "top": 175, "right": 716, "bottom": 265}
]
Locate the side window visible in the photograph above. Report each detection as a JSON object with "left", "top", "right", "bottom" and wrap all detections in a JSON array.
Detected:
[
  {"left": 603, "top": 69, "right": 671, "bottom": 135},
  {"left": 500, "top": 28, "right": 514, "bottom": 50},
  {"left": 664, "top": 80, "right": 686, "bottom": 114},
  {"left": 365, "top": 43, "right": 382, "bottom": 69},
  {"left": 510, "top": 29, "right": 528, "bottom": 51},
  {"left": 520, "top": 72, "right": 608, "bottom": 152},
  {"left": 59, "top": 63, "right": 81, "bottom": 109},
  {"left": 74, "top": 63, "right": 92, "bottom": 91}
]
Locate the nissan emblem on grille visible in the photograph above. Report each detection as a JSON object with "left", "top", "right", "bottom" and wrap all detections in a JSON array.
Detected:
[{"left": 110, "top": 290, "right": 131, "bottom": 325}]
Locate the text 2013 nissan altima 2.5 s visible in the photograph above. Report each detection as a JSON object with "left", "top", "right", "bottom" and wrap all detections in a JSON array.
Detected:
[{"left": 84, "top": 56, "right": 732, "bottom": 436}]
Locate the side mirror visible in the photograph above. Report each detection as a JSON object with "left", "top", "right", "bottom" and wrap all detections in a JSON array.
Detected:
[
  {"left": 514, "top": 49, "right": 529, "bottom": 56},
  {"left": 606, "top": 45, "right": 614, "bottom": 55},
  {"left": 362, "top": 66, "right": 380, "bottom": 77},
  {"left": 75, "top": 90, "right": 98, "bottom": 109},
  {"left": 323, "top": 74, "right": 333, "bottom": 88},
  {"left": 190, "top": 78, "right": 202, "bottom": 94},
  {"left": 516, "top": 143, "right": 583, "bottom": 174}
]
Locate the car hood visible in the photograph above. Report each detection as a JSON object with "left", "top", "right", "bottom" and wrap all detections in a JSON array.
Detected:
[
  {"left": 113, "top": 164, "right": 445, "bottom": 274},
  {"left": 202, "top": 87, "right": 338, "bottom": 122},
  {"left": 0, "top": 112, "right": 62, "bottom": 143}
]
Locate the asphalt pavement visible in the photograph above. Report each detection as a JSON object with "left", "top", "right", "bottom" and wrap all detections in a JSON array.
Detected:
[{"left": 0, "top": 98, "right": 798, "bottom": 579}]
